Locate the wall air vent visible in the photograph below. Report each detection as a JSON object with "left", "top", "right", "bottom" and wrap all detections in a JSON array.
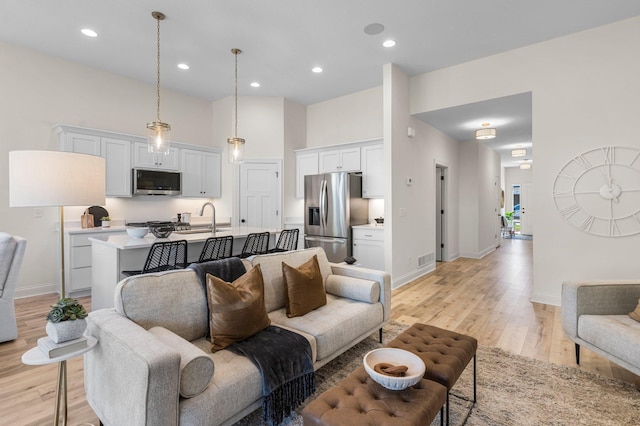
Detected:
[{"left": 417, "top": 253, "right": 434, "bottom": 268}]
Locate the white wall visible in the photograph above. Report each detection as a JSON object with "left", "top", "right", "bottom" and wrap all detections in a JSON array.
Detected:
[
  {"left": 0, "top": 41, "right": 213, "bottom": 297},
  {"left": 283, "top": 99, "right": 307, "bottom": 221},
  {"left": 410, "top": 16, "right": 640, "bottom": 304},
  {"left": 306, "top": 86, "right": 383, "bottom": 147}
]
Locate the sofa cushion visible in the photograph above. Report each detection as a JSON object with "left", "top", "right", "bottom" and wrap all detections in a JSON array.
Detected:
[
  {"left": 184, "top": 338, "right": 264, "bottom": 425},
  {"left": 579, "top": 314, "right": 640, "bottom": 369},
  {"left": 206, "top": 264, "right": 271, "bottom": 352},
  {"left": 325, "top": 275, "right": 380, "bottom": 304},
  {"left": 249, "top": 247, "right": 333, "bottom": 313},
  {"left": 270, "top": 294, "right": 383, "bottom": 361},
  {"left": 116, "top": 269, "right": 209, "bottom": 342},
  {"left": 148, "top": 326, "right": 214, "bottom": 398},
  {"left": 283, "top": 255, "right": 327, "bottom": 318}
]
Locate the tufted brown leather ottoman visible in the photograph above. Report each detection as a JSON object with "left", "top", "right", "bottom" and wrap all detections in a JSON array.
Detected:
[
  {"left": 386, "top": 323, "right": 477, "bottom": 425},
  {"left": 302, "top": 366, "right": 447, "bottom": 426}
]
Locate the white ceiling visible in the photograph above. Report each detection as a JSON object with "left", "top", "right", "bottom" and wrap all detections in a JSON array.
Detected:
[{"left": 2, "top": 1, "right": 640, "bottom": 166}]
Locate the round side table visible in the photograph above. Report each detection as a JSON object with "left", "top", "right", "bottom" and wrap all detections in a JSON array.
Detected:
[{"left": 22, "top": 336, "right": 98, "bottom": 426}]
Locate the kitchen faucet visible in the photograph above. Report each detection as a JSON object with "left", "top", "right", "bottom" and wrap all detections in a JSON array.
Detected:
[{"left": 199, "top": 202, "right": 216, "bottom": 233}]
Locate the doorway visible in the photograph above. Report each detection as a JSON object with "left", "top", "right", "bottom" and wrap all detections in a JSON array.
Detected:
[
  {"left": 511, "top": 183, "right": 532, "bottom": 236},
  {"left": 238, "top": 160, "right": 281, "bottom": 229}
]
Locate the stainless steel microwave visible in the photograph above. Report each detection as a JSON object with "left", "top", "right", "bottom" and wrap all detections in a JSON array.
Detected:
[{"left": 132, "top": 169, "right": 181, "bottom": 195}]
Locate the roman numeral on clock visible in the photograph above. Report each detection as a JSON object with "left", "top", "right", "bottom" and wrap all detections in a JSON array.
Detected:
[{"left": 559, "top": 204, "right": 580, "bottom": 218}]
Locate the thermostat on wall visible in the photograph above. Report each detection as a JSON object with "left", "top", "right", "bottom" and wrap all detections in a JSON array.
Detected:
[{"left": 406, "top": 177, "right": 413, "bottom": 186}]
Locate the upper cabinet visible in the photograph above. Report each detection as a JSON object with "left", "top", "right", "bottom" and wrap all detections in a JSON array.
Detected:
[
  {"left": 319, "top": 147, "right": 361, "bottom": 173},
  {"left": 295, "top": 152, "right": 319, "bottom": 199},
  {"left": 295, "top": 139, "right": 383, "bottom": 199},
  {"left": 181, "top": 149, "right": 221, "bottom": 198},
  {"left": 361, "top": 143, "right": 384, "bottom": 198},
  {"left": 56, "top": 125, "right": 222, "bottom": 200},
  {"left": 57, "top": 127, "right": 131, "bottom": 198},
  {"left": 133, "top": 142, "right": 179, "bottom": 170}
]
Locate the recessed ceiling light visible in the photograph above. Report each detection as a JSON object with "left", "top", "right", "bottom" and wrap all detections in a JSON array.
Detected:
[
  {"left": 382, "top": 40, "right": 396, "bottom": 48},
  {"left": 312, "top": 67, "right": 323, "bottom": 73},
  {"left": 177, "top": 63, "right": 190, "bottom": 70},
  {"left": 250, "top": 82, "right": 260, "bottom": 88},
  {"left": 81, "top": 28, "right": 98, "bottom": 38}
]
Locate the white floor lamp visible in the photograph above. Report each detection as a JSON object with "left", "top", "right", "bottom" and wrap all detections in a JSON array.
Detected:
[{"left": 9, "top": 150, "right": 106, "bottom": 298}]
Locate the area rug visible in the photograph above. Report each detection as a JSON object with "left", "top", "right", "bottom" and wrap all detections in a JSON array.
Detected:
[{"left": 235, "top": 322, "right": 640, "bottom": 425}]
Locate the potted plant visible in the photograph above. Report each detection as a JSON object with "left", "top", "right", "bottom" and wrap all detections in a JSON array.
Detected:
[
  {"left": 101, "top": 216, "right": 111, "bottom": 228},
  {"left": 45, "top": 297, "right": 88, "bottom": 343},
  {"left": 505, "top": 211, "right": 514, "bottom": 224}
]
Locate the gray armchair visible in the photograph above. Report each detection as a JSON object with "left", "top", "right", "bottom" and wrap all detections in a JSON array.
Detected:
[
  {"left": 0, "top": 233, "right": 27, "bottom": 343},
  {"left": 561, "top": 280, "right": 640, "bottom": 376}
]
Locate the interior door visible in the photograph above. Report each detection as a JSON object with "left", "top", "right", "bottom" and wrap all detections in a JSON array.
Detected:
[
  {"left": 520, "top": 183, "right": 533, "bottom": 235},
  {"left": 239, "top": 161, "right": 281, "bottom": 229},
  {"left": 435, "top": 166, "right": 444, "bottom": 261}
]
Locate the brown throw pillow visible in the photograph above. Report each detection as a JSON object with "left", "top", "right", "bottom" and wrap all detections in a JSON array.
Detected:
[
  {"left": 206, "top": 264, "right": 271, "bottom": 352},
  {"left": 629, "top": 298, "right": 640, "bottom": 322},
  {"left": 282, "top": 255, "right": 326, "bottom": 318}
]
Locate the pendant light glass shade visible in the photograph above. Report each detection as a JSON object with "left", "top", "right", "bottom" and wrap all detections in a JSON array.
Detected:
[
  {"left": 147, "top": 11, "right": 171, "bottom": 155},
  {"left": 228, "top": 48, "right": 244, "bottom": 163}
]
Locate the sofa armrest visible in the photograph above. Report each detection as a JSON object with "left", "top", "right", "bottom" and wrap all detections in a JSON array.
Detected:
[
  {"left": 85, "top": 309, "right": 181, "bottom": 426},
  {"left": 561, "top": 280, "right": 640, "bottom": 340},
  {"left": 330, "top": 263, "right": 391, "bottom": 322}
]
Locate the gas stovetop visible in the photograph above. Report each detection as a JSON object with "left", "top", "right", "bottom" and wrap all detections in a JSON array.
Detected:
[{"left": 126, "top": 221, "right": 192, "bottom": 231}]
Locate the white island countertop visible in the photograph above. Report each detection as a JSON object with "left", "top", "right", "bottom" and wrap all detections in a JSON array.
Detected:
[{"left": 89, "top": 226, "right": 279, "bottom": 250}]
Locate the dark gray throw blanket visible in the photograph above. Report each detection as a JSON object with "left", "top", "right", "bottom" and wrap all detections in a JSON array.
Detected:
[
  {"left": 228, "top": 326, "right": 315, "bottom": 426},
  {"left": 188, "top": 257, "right": 247, "bottom": 286}
]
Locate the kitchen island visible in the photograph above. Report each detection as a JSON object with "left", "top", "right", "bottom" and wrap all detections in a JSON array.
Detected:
[{"left": 89, "top": 226, "right": 280, "bottom": 310}]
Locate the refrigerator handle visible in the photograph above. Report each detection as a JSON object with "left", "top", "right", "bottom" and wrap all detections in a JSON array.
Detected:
[
  {"left": 305, "top": 236, "right": 347, "bottom": 244},
  {"left": 320, "top": 179, "right": 328, "bottom": 228}
]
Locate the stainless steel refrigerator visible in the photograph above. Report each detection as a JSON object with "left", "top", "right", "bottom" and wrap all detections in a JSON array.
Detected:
[{"left": 304, "top": 172, "right": 369, "bottom": 263}]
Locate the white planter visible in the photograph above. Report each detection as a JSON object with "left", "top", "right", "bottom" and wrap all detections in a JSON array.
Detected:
[
  {"left": 46, "top": 319, "right": 87, "bottom": 343},
  {"left": 102, "top": 221, "right": 111, "bottom": 228}
]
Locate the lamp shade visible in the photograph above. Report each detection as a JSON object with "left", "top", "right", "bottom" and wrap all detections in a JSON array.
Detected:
[
  {"left": 9, "top": 150, "right": 106, "bottom": 207},
  {"left": 511, "top": 149, "right": 527, "bottom": 157},
  {"left": 475, "top": 128, "right": 496, "bottom": 140}
]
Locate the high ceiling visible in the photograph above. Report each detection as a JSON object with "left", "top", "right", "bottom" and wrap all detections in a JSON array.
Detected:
[{"left": 2, "top": 1, "right": 640, "bottom": 165}]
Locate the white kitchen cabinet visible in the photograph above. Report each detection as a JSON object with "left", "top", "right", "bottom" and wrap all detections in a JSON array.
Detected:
[
  {"left": 181, "top": 149, "right": 221, "bottom": 198},
  {"left": 361, "top": 143, "right": 384, "bottom": 198},
  {"left": 102, "top": 138, "right": 131, "bottom": 197},
  {"left": 133, "top": 142, "right": 179, "bottom": 170},
  {"left": 57, "top": 127, "right": 132, "bottom": 197},
  {"left": 319, "top": 147, "right": 361, "bottom": 173},
  {"left": 60, "top": 132, "right": 101, "bottom": 156},
  {"left": 295, "top": 152, "right": 319, "bottom": 198},
  {"left": 64, "top": 229, "right": 125, "bottom": 294},
  {"left": 352, "top": 226, "right": 384, "bottom": 270}
]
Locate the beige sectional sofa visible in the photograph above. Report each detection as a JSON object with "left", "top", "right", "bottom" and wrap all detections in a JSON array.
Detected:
[{"left": 84, "top": 247, "right": 391, "bottom": 426}]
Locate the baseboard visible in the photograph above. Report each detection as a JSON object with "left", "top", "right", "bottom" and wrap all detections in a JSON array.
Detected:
[
  {"left": 14, "top": 282, "right": 58, "bottom": 299},
  {"left": 392, "top": 265, "right": 434, "bottom": 290},
  {"left": 459, "top": 245, "right": 496, "bottom": 259}
]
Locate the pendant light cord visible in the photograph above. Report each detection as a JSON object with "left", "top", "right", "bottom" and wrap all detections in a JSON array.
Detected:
[
  {"left": 233, "top": 49, "right": 239, "bottom": 137},
  {"left": 156, "top": 15, "right": 162, "bottom": 122}
]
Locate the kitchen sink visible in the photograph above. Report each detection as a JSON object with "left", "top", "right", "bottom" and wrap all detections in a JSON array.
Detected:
[{"left": 174, "top": 227, "right": 232, "bottom": 235}]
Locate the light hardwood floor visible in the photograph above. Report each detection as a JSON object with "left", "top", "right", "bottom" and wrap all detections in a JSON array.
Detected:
[{"left": 1, "top": 238, "right": 637, "bottom": 424}]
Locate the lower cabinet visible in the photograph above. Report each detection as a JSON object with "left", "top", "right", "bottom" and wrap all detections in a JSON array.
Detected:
[
  {"left": 352, "top": 227, "right": 384, "bottom": 270},
  {"left": 65, "top": 230, "right": 125, "bottom": 294}
]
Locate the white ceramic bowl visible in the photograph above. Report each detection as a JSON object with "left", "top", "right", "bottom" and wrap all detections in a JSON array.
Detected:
[
  {"left": 126, "top": 227, "right": 149, "bottom": 238},
  {"left": 363, "top": 348, "right": 425, "bottom": 390}
]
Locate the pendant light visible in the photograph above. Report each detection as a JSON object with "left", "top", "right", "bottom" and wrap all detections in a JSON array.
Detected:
[
  {"left": 227, "top": 48, "right": 245, "bottom": 163},
  {"left": 146, "top": 11, "right": 171, "bottom": 155},
  {"left": 475, "top": 122, "right": 496, "bottom": 140}
]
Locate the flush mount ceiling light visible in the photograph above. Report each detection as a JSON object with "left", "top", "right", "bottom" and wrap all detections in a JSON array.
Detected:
[
  {"left": 382, "top": 39, "right": 396, "bottom": 48},
  {"left": 227, "top": 48, "right": 245, "bottom": 164},
  {"left": 250, "top": 82, "right": 260, "bottom": 88},
  {"left": 520, "top": 163, "right": 532, "bottom": 170},
  {"left": 146, "top": 11, "right": 171, "bottom": 155},
  {"left": 177, "top": 63, "right": 190, "bottom": 70},
  {"left": 475, "top": 122, "right": 496, "bottom": 140},
  {"left": 312, "top": 66, "right": 323, "bottom": 73},
  {"left": 511, "top": 149, "right": 527, "bottom": 157}
]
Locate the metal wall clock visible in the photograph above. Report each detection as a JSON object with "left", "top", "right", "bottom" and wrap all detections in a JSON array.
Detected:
[{"left": 553, "top": 146, "right": 640, "bottom": 237}]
